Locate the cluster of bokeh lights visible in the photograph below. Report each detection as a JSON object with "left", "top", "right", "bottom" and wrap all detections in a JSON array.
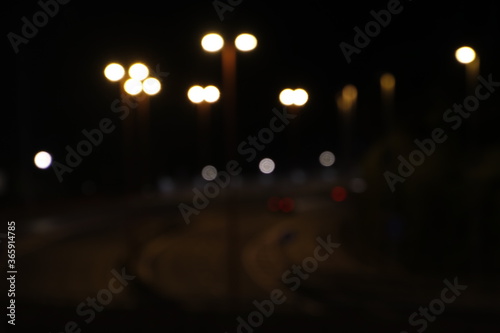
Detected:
[
  {"left": 33, "top": 41, "right": 473, "bottom": 216},
  {"left": 104, "top": 63, "right": 161, "bottom": 96}
]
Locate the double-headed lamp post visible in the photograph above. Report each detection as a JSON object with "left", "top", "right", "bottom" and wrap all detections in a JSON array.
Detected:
[
  {"left": 279, "top": 88, "right": 309, "bottom": 109},
  {"left": 279, "top": 88, "right": 309, "bottom": 165},
  {"left": 187, "top": 85, "right": 220, "bottom": 166},
  {"left": 104, "top": 62, "right": 162, "bottom": 191},
  {"left": 201, "top": 32, "right": 257, "bottom": 157},
  {"left": 104, "top": 62, "right": 162, "bottom": 96},
  {"left": 201, "top": 32, "right": 257, "bottom": 310}
]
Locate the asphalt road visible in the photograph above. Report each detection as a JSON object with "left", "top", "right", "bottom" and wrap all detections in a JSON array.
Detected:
[{"left": 5, "top": 177, "right": 500, "bottom": 332}]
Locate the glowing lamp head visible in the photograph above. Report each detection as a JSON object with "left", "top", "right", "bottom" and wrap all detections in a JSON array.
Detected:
[
  {"left": 104, "top": 63, "right": 125, "bottom": 82},
  {"left": 235, "top": 33, "right": 257, "bottom": 51},
  {"left": 294, "top": 88, "right": 308, "bottom": 106},
  {"left": 380, "top": 73, "right": 395, "bottom": 91},
  {"left": 202, "top": 33, "right": 224, "bottom": 52},
  {"left": 128, "top": 63, "right": 149, "bottom": 80},
  {"left": 204, "top": 85, "right": 220, "bottom": 103},
  {"left": 124, "top": 78, "right": 143, "bottom": 95},
  {"left": 143, "top": 77, "right": 161, "bottom": 95},
  {"left": 455, "top": 46, "right": 476, "bottom": 64},
  {"left": 279, "top": 89, "right": 295, "bottom": 106},
  {"left": 188, "top": 85, "right": 205, "bottom": 103},
  {"left": 342, "top": 84, "right": 358, "bottom": 103}
]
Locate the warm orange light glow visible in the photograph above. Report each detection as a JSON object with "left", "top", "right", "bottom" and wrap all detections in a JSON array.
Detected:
[
  {"left": 336, "top": 94, "right": 349, "bottom": 114},
  {"left": 342, "top": 84, "right": 357, "bottom": 103},
  {"left": 380, "top": 73, "right": 395, "bottom": 91}
]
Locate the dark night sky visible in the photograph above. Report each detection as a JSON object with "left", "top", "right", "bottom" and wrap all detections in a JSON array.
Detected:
[{"left": 3, "top": 0, "right": 500, "bottom": 201}]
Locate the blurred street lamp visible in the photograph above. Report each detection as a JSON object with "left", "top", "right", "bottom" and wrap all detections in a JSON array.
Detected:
[
  {"left": 455, "top": 46, "right": 481, "bottom": 147},
  {"left": 341, "top": 84, "right": 357, "bottom": 112},
  {"left": 279, "top": 88, "right": 308, "bottom": 110},
  {"left": 279, "top": 88, "right": 308, "bottom": 167},
  {"left": 380, "top": 73, "right": 395, "bottom": 105},
  {"left": 201, "top": 32, "right": 257, "bottom": 311},
  {"left": 188, "top": 85, "right": 220, "bottom": 104},
  {"left": 104, "top": 62, "right": 162, "bottom": 96},
  {"left": 455, "top": 46, "right": 479, "bottom": 94},
  {"left": 455, "top": 46, "right": 476, "bottom": 64},
  {"left": 188, "top": 85, "right": 220, "bottom": 165},
  {"left": 380, "top": 73, "right": 395, "bottom": 131},
  {"left": 104, "top": 62, "right": 163, "bottom": 191},
  {"left": 336, "top": 84, "right": 358, "bottom": 175},
  {"left": 337, "top": 84, "right": 357, "bottom": 126},
  {"left": 202, "top": 33, "right": 257, "bottom": 53},
  {"left": 201, "top": 32, "right": 257, "bottom": 156},
  {"left": 456, "top": 45, "right": 483, "bottom": 276}
]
